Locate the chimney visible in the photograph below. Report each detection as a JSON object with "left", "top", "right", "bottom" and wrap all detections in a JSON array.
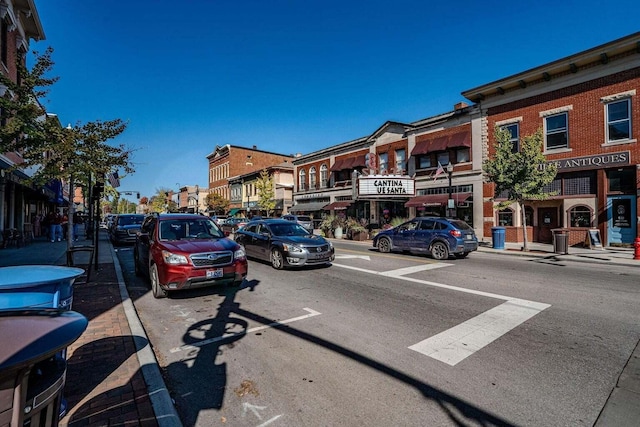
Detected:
[
  {"left": 252, "top": 145, "right": 257, "bottom": 150},
  {"left": 454, "top": 101, "right": 469, "bottom": 111}
]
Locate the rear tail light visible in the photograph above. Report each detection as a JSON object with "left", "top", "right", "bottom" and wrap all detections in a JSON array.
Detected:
[{"left": 449, "top": 229, "right": 462, "bottom": 238}]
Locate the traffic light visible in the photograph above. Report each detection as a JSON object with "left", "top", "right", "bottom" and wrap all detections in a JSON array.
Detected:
[{"left": 92, "top": 181, "right": 105, "bottom": 200}]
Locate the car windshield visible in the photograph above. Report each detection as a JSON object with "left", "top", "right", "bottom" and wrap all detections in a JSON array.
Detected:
[
  {"left": 160, "top": 219, "right": 224, "bottom": 240},
  {"left": 118, "top": 216, "right": 144, "bottom": 226},
  {"left": 268, "top": 223, "right": 310, "bottom": 236}
]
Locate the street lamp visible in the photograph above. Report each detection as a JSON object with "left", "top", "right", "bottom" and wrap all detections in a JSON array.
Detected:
[
  {"left": 446, "top": 162, "right": 455, "bottom": 218},
  {"left": 195, "top": 185, "right": 199, "bottom": 214}
]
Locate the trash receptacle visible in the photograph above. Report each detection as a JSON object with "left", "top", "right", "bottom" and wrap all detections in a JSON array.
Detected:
[
  {"left": 0, "top": 265, "right": 85, "bottom": 419},
  {"left": 0, "top": 309, "right": 87, "bottom": 427},
  {"left": 553, "top": 229, "right": 569, "bottom": 254},
  {"left": 491, "top": 227, "right": 506, "bottom": 250},
  {"left": 0, "top": 265, "right": 84, "bottom": 311}
]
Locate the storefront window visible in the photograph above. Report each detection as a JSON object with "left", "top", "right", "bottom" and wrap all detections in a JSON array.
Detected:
[
  {"left": 498, "top": 209, "right": 514, "bottom": 226},
  {"left": 570, "top": 206, "right": 592, "bottom": 227},
  {"left": 608, "top": 168, "right": 635, "bottom": 192}
]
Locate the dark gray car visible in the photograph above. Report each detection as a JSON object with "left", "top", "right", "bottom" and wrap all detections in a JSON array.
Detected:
[{"left": 234, "top": 219, "right": 334, "bottom": 269}]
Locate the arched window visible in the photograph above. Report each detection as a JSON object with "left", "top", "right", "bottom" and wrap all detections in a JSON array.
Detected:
[
  {"left": 498, "top": 208, "right": 514, "bottom": 226},
  {"left": 569, "top": 205, "right": 592, "bottom": 227},
  {"left": 299, "top": 169, "right": 306, "bottom": 191},
  {"left": 309, "top": 166, "right": 316, "bottom": 190},
  {"left": 320, "top": 164, "right": 328, "bottom": 188}
]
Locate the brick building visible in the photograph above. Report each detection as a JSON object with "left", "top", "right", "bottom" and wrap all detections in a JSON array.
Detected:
[
  {"left": 206, "top": 144, "right": 293, "bottom": 214},
  {"left": 229, "top": 161, "right": 294, "bottom": 217},
  {"left": 462, "top": 32, "right": 640, "bottom": 246},
  {"left": 0, "top": 1, "right": 47, "bottom": 238},
  {"left": 292, "top": 103, "right": 485, "bottom": 235}
]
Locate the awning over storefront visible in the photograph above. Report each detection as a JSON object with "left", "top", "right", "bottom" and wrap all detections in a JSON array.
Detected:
[
  {"left": 330, "top": 155, "right": 366, "bottom": 172},
  {"left": 404, "top": 192, "right": 471, "bottom": 208},
  {"left": 411, "top": 131, "right": 470, "bottom": 155},
  {"left": 323, "top": 201, "right": 352, "bottom": 211},
  {"left": 227, "top": 208, "right": 242, "bottom": 216},
  {"left": 289, "top": 201, "right": 328, "bottom": 213}
]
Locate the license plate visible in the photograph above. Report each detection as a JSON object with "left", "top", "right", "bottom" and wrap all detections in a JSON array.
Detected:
[
  {"left": 206, "top": 269, "right": 223, "bottom": 279},
  {"left": 465, "top": 234, "right": 473, "bottom": 240}
]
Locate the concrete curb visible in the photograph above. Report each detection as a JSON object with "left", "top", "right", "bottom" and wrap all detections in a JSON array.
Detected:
[{"left": 109, "top": 242, "right": 184, "bottom": 427}]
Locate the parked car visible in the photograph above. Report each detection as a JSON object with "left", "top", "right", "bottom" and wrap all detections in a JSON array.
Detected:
[
  {"left": 133, "top": 213, "right": 248, "bottom": 298},
  {"left": 109, "top": 214, "right": 145, "bottom": 245},
  {"left": 209, "top": 215, "right": 228, "bottom": 225},
  {"left": 221, "top": 217, "right": 248, "bottom": 235},
  {"left": 234, "top": 218, "right": 334, "bottom": 269},
  {"left": 372, "top": 217, "right": 478, "bottom": 260},
  {"left": 282, "top": 214, "right": 314, "bottom": 233}
]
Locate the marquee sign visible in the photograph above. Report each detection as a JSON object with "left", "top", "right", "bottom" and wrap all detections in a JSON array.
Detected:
[{"left": 358, "top": 175, "right": 415, "bottom": 197}]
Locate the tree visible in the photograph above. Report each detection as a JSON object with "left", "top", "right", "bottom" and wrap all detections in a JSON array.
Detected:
[
  {"left": 206, "top": 192, "right": 229, "bottom": 214},
  {"left": 483, "top": 127, "right": 557, "bottom": 251},
  {"left": 149, "top": 188, "right": 176, "bottom": 213},
  {"left": 0, "top": 48, "right": 135, "bottom": 246},
  {"left": 255, "top": 169, "right": 275, "bottom": 217}
]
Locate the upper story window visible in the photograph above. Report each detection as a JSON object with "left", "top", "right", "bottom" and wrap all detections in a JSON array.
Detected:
[
  {"left": 378, "top": 153, "right": 388, "bottom": 174},
  {"left": 298, "top": 169, "right": 306, "bottom": 190},
  {"left": 456, "top": 148, "right": 470, "bottom": 163},
  {"left": 545, "top": 112, "right": 568, "bottom": 150},
  {"left": 606, "top": 99, "right": 631, "bottom": 142},
  {"left": 501, "top": 123, "right": 520, "bottom": 152},
  {"left": 320, "top": 164, "right": 328, "bottom": 188},
  {"left": 309, "top": 166, "right": 316, "bottom": 189},
  {"left": 437, "top": 152, "right": 450, "bottom": 166},
  {"left": 417, "top": 155, "right": 431, "bottom": 169},
  {"left": 395, "top": 149, "right": 406, "bottom": 174}
]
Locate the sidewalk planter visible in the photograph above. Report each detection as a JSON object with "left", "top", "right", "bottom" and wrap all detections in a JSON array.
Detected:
[
  {"left": 350, "top": 230, "right": 368, "bottom": 241},
  {"left": 491, "top": 227, "right": 506, "bottom": 250}
]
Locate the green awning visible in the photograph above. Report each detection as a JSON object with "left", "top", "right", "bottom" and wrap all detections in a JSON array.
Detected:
[{"left": 227, "top": 208, "right": 243, "bottom": 216}]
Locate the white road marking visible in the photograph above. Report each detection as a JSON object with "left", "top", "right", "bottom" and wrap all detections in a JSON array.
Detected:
[
  {"left": 379, "top": 263, "right": 453, "bottom": 276},
  {"left": 332, "top": 262, "right": 551, "bottom": 365},
  {"left": 408, "top": 299, "right": 550, "bottom": 365},
  {"left": 169, "top": 307, "right": 321, "bottom": 353},
  {"left": 334, "top": 254, "right": 371, "bottom": 261}
]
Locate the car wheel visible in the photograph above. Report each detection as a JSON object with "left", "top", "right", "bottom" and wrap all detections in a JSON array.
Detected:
[
  {"left": 150, "top": 264, "right": 168, "bottom": 299},
  {"left": 455, "top": 252, "right": 469, "bottom": 259},
  {"left": 377, "top": 237, "right": 392, "bottom": 253},
  {"left": 271, "top": 248, "right": 284, "bottom": 270},
  {"left": 430, "top": 241, "right": 449, "bottom": 260}
]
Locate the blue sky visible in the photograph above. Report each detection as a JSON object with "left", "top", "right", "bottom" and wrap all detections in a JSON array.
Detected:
[{"left": 32, "top": 0, "right": 639, "bottom": 202}]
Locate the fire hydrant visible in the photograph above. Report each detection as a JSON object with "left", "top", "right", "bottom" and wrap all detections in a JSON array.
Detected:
[{"left": 634, "top": 237, "right": 640, "bottom": 260}]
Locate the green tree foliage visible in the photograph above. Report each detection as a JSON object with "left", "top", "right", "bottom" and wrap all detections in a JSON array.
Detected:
[
  {"left": 206, "top": 192, "right": 229, "bottom": 214},
  {"left": 483, "top": 127, "right": 557, "bottom": 251},
  {"left": 148, "top": 188, "right": 176, "bottom": 213},
  {"left": 255, "top": 169, "right": 275, "bottom": 217},
  {"left": 0, "top": 48, "right": 134, "bottom": 187}
]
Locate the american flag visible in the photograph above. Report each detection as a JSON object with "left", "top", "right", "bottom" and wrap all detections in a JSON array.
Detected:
[
  {"left": 433, "top": 162, "right": 445, "bottom": 181},
  {"left": 108, "top": 171, "right": 120, "bottom": 188}
]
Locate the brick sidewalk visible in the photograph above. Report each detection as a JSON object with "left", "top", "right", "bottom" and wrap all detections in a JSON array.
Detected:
[{"left": 60, "top": 260, "right": 159, "bottom": 427}]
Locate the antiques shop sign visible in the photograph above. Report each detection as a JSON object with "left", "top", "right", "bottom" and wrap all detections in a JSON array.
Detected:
[
  {"left": 541, "top": 151, "right": 630, "bottom": 171},
  {"left": 358, "top": 175, "right": 415, "bottom": 197}
]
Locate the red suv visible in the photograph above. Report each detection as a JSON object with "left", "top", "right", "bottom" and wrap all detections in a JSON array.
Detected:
[{"left": 133, "top": 213, "right": 248, "bottom": 298}]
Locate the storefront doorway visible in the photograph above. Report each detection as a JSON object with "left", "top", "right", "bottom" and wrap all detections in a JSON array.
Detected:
[
  {"left": 607, "top": 196, "right": 636, "bottom": 245},
  {"left": 537, "top": 207, "right": 558, "bottom": 243}
]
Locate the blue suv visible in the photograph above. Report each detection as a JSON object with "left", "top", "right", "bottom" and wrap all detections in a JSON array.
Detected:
[{"left": 372, "top": 217, "right": 478, "bottom": 260}]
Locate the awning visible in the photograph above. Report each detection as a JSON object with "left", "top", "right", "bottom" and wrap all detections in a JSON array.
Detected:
[
  {"left": 448, "top": 131, "right": 471, "bottom": 148},
  {"left": 404, "top": 193, "right": 471, "bottom": 208},
  {"left": 289, "top": 201, "right": 328, "bottom": 213},
  {"left": 227, "top": 208, "right": 242, "bottom": 216},
  {"left": 330, "top": 159, "right": 346, "bottom": 172},
  {"left": 411, "top": 131, "right": 471, "bottom": 155},
  {"left": 323, "top": 201, "right": 352, "bottom": 211}
]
